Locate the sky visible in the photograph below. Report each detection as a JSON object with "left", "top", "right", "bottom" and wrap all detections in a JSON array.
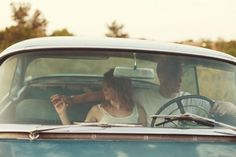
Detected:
[{"left": 1, "top": 0, "right": 236, "bottom": 42}]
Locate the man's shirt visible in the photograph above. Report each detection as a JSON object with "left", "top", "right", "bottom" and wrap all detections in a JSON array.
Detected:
[{"left": 133, "top": 87, "right": 189, "bottom": 126}]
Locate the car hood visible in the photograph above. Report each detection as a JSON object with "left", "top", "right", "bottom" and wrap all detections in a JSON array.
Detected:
[{"left": 1, "top": 124, "right": 236, "bottom": 157}]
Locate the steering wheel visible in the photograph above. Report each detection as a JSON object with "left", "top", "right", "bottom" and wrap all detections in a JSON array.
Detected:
[{"left": 151, "top": 95, "right": 215, "bottom": 127}]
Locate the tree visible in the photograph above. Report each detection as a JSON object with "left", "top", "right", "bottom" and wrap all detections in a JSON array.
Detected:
[
  {"left": 105, "top": 20, "right": 129, "bottom": 38},
  {"left": 177, "top": 38, "right": 236, "bottom": 57},
  {"left": 0, "top": 2, "right": 48, "bottom": 51},
  {"left": 213, "top": 39, "right": 236, "bottom": 56},
  {"left": 50, "top": 28, "right": 73, "bottom": 36}
]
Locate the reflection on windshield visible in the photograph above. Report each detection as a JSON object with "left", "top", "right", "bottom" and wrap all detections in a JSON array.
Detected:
[{"left": 197, "top": 144, "right": 236, "bottom": 157}]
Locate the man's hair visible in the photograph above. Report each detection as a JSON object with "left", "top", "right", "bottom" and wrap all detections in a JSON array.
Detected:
[{"left": 156, "top": 59, "right": 182, "bottom": 77}]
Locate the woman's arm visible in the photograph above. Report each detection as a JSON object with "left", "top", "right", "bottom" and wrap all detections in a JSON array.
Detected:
[
  {"left": 50, "top": 96, "right": 71, "bottom": 125},
  {"left": 58, "top": 110, "right": 71, "bottom": 125}
]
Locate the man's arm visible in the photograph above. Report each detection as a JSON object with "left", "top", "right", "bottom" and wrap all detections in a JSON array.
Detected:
[
  {"left": 69, "top": 91, "right": 104, "bottom": 105},
  {"left": 211, "top": 101, "right": 236, "bottom": 117}
]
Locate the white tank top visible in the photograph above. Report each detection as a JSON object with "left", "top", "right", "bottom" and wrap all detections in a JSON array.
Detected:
[{"left": 98, "top": 104, "right": 139, "bottom": 124}]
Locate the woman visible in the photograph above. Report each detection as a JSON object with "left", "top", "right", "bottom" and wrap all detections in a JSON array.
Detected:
[{"left": 51, "top": 69, "right": 147, "bottom": 126}]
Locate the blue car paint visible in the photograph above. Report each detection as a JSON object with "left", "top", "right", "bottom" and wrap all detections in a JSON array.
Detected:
[{"left": 0, "top": 140, "right": 236, "bottom": 157}]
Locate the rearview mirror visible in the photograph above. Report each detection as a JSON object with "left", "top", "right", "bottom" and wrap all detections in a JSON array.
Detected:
[{"left": 113, "top": 66, "right": 155, "bottom": 79}]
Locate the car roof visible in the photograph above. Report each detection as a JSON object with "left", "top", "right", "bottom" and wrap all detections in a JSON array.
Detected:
[{"left": 1, "top": 36, "right": 236, "bottom": 63}]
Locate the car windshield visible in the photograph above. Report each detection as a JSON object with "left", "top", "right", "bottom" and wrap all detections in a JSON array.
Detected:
[{"left": 0, "top": 49, "right": 236, "bottom": 128}]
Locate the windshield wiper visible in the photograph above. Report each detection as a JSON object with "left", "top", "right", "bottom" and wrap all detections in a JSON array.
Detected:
[{"left": 151, "top": 112, "right": 236, "bottom": 131}]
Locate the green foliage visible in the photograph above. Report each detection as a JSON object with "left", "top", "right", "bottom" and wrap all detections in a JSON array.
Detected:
[
  {"left": 214, "top": 40, "right": 236, "bottom": 56},
  {"left": 178, "top": 39, "right": 236, "bottom": 57},
  {"left": 0, "top": 2, "right": 73, "bottom": 52},
  {"left": 0, "top": 3, "right": 47, "bottom": 51},
  {"left": 105, "top": 20, "right": 129, "bottom": 38},
  {"left": 50, "top": 28, "right": 73, "bottom": 36}
]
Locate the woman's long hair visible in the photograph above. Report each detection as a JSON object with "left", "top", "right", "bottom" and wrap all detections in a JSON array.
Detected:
[{"left": 103, "top": 69, "right": 134, "bottom": 111}]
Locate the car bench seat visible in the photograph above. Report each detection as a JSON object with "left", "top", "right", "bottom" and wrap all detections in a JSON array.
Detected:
[
  {"left": 15, "top": 99, "right": 61, "bottom": 124},
  {"left": 15, "top": 98, "right": 95, "bottom": 124}
]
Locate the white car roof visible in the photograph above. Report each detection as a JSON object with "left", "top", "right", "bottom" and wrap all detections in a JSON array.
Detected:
[{"left": 1, "top": 36, "right": 236, "bottom": 63}]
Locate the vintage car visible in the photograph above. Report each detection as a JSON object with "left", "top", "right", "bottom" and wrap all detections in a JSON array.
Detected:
[{"left": 0, "top": 37, "right": 236, "bottom": 157}]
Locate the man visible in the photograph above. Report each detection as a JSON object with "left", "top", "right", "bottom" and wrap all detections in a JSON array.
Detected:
[
  {"left": 134, "top": 59, "right": 236, "bottom": 125},
  {"left": 133, "top": 59, "right": 189, "bottom": 124}
]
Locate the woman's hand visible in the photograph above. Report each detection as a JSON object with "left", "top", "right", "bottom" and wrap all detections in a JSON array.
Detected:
[
  {"left": 50, "top": 94, "right": 71, "bottom": 125},
  {"left": 50, "top": 94, "right": 69, "bottom": 115}
]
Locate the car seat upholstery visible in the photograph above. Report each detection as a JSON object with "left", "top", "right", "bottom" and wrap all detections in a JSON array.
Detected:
[
  {"left": 15, "top": 98, "right": 95, "bottom": 124},
  {"left": 15, "top": 99, "right": 61, "bottom": 124}
]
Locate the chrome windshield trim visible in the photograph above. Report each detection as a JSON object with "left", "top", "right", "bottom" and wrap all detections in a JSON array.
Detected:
[{"left": 0, "top": 124, "right": 235, "bottom": 136}]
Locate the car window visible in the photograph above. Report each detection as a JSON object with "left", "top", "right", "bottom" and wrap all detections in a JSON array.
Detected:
[
  {"left": 0, "top": 50, "right": 236, "bottom": 128},
  {"left": 0, "top": 57, "right": 17, "bottom": 99},
  {"left": 197, "top": 66, "right": 236, "bottom": 103}
]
